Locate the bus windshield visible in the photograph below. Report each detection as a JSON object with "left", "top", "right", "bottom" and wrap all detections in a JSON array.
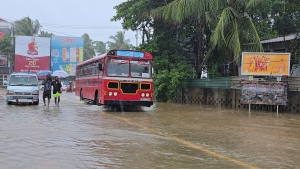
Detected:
[
  {"left": 131, "top": 60, "right": 151, "bottom": 78},
  {"left": 9, "top": 75, "right": 38, "bottom": 86},
  {"left": 107, "top": 58, "right": 129, "bottom": 77}
]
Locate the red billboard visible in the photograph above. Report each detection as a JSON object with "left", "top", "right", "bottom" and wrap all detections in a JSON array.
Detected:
[{"left": 14, "top": 36, "right": 51, "bottom": 74}]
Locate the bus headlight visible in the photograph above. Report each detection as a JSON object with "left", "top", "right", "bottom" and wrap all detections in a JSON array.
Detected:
[
  {"left": 141, "top": 93, "right": 145, "bottom": 97},
  {"left": 109, "top": 92, "right": 113, "bottom": 96},
  {"left": 114, "top": 92, "right": 118, "bottom": 96},
  {"left": 146, "top": 93, "right": 150, "bottom": 97}
]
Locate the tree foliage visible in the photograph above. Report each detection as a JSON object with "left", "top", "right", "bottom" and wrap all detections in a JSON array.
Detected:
[
  {"left": 39, "top": 30, "right": 53, "bottom": 38},
  {"left": 271, "top": 0, "right": 300, "bottom": 36},
  {"left": 93, "top": 41, "right": 106, "bottom": 55},
  {"left": 14, "top": 17, "right": 41, "bottom": 36},
  {"left": 111, "top": 0, "right": 155, "bottom": 44},
  {"left": 106, "top": 31, "right": 133, "bottom": 50},
  {"left": 0, "top": 36, "right": 13, "bottom": 54},
  {"left": 81, "top": 33, "right": 95, "bottom": 61}
]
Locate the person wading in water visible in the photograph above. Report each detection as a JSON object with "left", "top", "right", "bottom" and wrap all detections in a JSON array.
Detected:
[
  {"left": 52, "top": 76, "right": 62, "bottom": 107},
  {"left": 42, "top": 74, "right": 52, "bottom": 107}
]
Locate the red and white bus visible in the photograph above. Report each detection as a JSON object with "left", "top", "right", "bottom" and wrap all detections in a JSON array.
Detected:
[{"left": 75, "top": 49, "right": 153, "bottom": 108}]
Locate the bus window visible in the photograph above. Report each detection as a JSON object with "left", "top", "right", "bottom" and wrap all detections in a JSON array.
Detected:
[
  {"left": 131, "top": 60, "right": 151, "bottom": 78},
  {"left": 107, "top": 58, "right": 129, "bottom": 77}
]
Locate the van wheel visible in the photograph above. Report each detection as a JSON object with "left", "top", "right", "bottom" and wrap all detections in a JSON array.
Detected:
[
  {"left": 33, "top": 100, "right": 39, "bottom": 105},
  {"left": 7, "top": 101, "right": 12, "bottom": 105}
]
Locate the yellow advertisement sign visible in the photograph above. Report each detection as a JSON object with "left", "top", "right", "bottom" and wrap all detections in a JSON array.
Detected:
[{"left": 241, "top": 52, "right": 290, "bottom": 76}]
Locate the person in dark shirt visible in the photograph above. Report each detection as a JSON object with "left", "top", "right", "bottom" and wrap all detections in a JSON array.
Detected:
[
  {"left": 42, "top": 74, "right": 52, "bottom": 107},
  {"left": 52, "top": 76, "right": 62, "bottom": 107}
]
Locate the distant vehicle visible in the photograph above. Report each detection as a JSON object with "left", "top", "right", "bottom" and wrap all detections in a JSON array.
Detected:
[
  {"left": 75, "top": 49, "right": 153, "bottom": 108},
  {"left": 6, "top": 72, "right": 39, "bottom": 105},
  {"left": 62, "top": 84, "right": 67, "bottom": 91}
]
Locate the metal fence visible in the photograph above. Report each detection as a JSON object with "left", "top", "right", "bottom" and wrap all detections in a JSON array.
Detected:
[{"left": 186, "top": 77, "right": 231, "bottom": 89}]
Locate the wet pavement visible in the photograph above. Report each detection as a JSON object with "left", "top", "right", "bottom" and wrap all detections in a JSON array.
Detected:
[{"left": 0, "top": 87, "right": 300, "bottom": 168}]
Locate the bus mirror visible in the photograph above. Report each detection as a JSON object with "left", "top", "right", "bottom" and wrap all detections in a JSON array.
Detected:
[{"left": 98, "top": 63, "right": 103, "bottom": 71}]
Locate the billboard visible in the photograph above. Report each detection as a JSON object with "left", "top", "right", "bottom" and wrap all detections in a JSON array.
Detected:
[
  {"left": 14, "top": 36, "right": 51, "bottom": 74},
  {"left": 0, "top": 55, "right": 7, "bottom": 67},
  {"left": 51, "top": 36, "right": 84, "bottom": 76},
  {"left": 241, "top": 52, "right": 290, "bottom": 76},
  {"left": 240, "top": 81, "right": 288, "bottom": 105},
  {"left": 0, "top": 54, "right": 8, "bottom": 67}
]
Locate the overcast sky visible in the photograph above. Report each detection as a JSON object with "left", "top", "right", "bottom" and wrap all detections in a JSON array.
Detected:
[{"left": 0, "top": 0, "right": 139, "bottom": 45}]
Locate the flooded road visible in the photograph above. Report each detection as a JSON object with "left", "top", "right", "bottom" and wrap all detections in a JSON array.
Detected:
[{"left": 0, "top": 90, "right": 300, "bottom": 168}]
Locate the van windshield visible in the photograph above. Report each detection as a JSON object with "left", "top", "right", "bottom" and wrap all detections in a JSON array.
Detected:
[{"left": 9, "top": 75, "right": 38, "bottom": 86}]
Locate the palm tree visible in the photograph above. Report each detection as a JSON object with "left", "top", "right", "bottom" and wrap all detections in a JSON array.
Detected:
[
  {"left": 14, "top": 17, "right": 41, "bottom": 36},
  {"left": 93, "top": 41, "right": 107, "bottom": 55},
  {"left": 82, "top": 33, "right": 95, "bottom": 60},
  {"left": 152, "top": 0, "right": 264, "bottom": 76},
  {"left": 39, "top": 30, "right": 53, "bottom": 38},
  {"left": 210, "top": 1, "right": 263, "bottom": 57},
  {"left": 107, "top": 31, "right": 133, "bottom": 50}
]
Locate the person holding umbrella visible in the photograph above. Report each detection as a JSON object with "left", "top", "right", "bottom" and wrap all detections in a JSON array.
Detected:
[
  {"left": 42, "top": 74, "right": 52, "bottom": 107},
  {"left": 52, "top": 76, "right": 62, "bottom": 107}
]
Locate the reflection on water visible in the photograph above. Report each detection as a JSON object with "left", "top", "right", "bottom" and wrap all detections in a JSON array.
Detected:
[{"left": 0, "top": 93, "right": 299, "bottom": 168}]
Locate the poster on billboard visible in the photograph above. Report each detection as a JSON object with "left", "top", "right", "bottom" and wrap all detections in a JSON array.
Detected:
[
  {"left": 240, "top": 81, "right": 288, "bottom": 105},
  {"left": 14, "top": 36, "right": 51, "bottom": 74},
  {"left": 51, "top": 36, "right": 84, "bottom": 76},
  {"left": 0, "top": 55, "right": 7, "bottom": 67},
  {"left": 241, "top": 52, "right": 290, "bottom": 76}
]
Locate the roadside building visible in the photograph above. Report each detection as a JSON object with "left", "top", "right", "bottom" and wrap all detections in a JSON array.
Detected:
[{"left": 0, "top": 18, "right": 13, "bottom": 87}]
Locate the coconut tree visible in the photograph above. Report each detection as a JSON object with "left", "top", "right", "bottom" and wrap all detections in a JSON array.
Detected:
[
  {"left": 14, "top": 17, "right": 41, "bottom": 36},
  {"left": 152, "top": 0, "right": 264, "bottom": 76},
  {"left": 82, "top": 33, "right": 96, "bottom": 60},
  {"left": 107, "top": 31, "right": 133, "bottom": 50},
  {"left": 93, "top": 41, "right": 107, "bottom": 55}
]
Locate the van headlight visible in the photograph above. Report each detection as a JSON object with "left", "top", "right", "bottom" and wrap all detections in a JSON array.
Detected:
[
  {"left": 32, "top": 90, "right": 39, "bottom": 94},
  {"left": 7, "top": 90, "right": 14, "bottom": 95}
]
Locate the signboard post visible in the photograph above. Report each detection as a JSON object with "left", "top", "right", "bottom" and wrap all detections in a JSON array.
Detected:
[{"left": 241, "top": 52, "right": 290, "bottom": 113}]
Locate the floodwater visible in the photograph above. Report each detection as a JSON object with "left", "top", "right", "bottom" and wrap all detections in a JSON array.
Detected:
[{"left": 0, "top": 91, "right": 300, "bottom": 168}]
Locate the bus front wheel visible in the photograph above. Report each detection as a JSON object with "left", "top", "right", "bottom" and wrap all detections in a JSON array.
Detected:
[{"left": 93, "top": 92, "right": 99, "bottom": 105}]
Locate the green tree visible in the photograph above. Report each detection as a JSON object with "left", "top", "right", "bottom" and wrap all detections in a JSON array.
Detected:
[
  {"left": 271, "top": 0, "right": 300, "bottom": 36},
  {"left": 209, "top": 0, "right": 264, "bottom": 75},
  {"left": 0, "top": 35, "right": 14, "bottom": 68},
  {"left": 107, "top": 31, "right": 133, "bottom": 50},
  {"left": 0, "top": 36, "right": 13, "bottom": 54},
  {"left": 152, "top": 0, "right": 264, "bottom": 76},
  {"left": 81, "top": 33, "right": 95, "bottom": 61},
  {"left": 38, "top": 30, "right": 53, "bottom": 38},
  {"left": 14, "top": 17, "right": 41, "bottom": 36},
  {"left": 248, "top": 0, "right": 278, "bottom": 39},
  {"left": 111, "top": 0, "right": 154, "bottom": 44},
  {"left": 139, "top": 20, "right": 196, "bottom": 101},
  {"left": 93, "top": 41, "right": 106, "bottom": 55}
]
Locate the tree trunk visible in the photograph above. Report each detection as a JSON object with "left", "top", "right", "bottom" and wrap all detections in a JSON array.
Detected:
[
  {"left": 142, "top": 25, "right": 145, "bottom": 44},
  {"left": 233, "top": 60, "right": 238, "bottom": 76},
  {"left": 197, "top": 20, "right": 204, "bottom": 78}
]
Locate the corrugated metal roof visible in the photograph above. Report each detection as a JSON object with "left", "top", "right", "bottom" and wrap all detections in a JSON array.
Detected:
[{"left": 261, "top": 34, "right": 297, "bottom": 44}]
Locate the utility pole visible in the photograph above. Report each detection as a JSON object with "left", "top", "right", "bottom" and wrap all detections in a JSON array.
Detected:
[{"left": 135, "top": 29, "right": 138, "bottom": 47}]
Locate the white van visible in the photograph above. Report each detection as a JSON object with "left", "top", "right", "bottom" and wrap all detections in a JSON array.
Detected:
[{"left": 6, "top": 72, "right": 39, "bottom": 105}]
